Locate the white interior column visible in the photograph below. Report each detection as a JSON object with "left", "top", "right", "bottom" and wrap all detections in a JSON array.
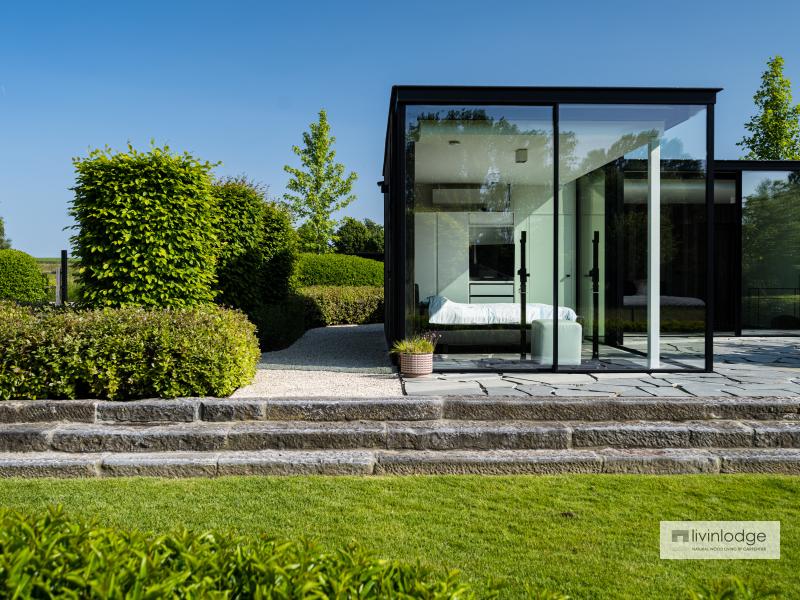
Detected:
[{"left": 647, "top": 139, "right": 661, "bottom": 369}]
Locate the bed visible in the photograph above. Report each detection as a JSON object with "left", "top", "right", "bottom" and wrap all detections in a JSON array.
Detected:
[{"left": 427, "top": 295, "right": 578, "bottom": 326}]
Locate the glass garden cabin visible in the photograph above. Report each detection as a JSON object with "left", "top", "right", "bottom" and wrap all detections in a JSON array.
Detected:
[{"left": 382, "top": 86, "right": 719, "bottom": 373}]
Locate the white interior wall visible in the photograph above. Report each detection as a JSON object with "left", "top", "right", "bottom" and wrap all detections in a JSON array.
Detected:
[{"left": 578, "top": 171, "right": 606, "bottom": 337}]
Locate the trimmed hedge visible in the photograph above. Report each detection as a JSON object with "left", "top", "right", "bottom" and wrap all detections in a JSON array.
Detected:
[
  {"left": 256, "top": 286, "right": 384, "bottom": 351},
  {"left": 214, "top": 176, "right": 270, "bottom": 312},
  {"left": 293, "top": 252, "right": 383, "bottom": 287},
  {"left": 301, "top": 285, "right": 383, "bottom": 327},
  {"left": 0, "top": 302, "right": 259, "bottom": 400},
  {"left": 0, "top": 506, "right": 475, "bottom": 599},
  {"left": 214, "top": 178, "right": 297, "bottom": 314},
  {"left": 0, "top": 249, "right": 49, "bottom": 303},
  {"left": 260, "top": 202, "right": 298, "bottom": 303},
  {"left": 70, "top": 145, "right": 220, "bottom": 307}
]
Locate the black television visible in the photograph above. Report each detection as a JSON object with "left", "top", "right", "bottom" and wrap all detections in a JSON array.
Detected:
[{"left": 469, "top": 242, "right": 514, "bottom": 281}]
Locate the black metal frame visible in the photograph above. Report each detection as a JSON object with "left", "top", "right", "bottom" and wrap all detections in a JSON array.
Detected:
[{"left": 383, "top": 85, "right": 721, "bottom": 373}]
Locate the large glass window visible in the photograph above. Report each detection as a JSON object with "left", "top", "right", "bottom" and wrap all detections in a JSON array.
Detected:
[
  {"left": 404, "top": 105, "right": 554, "bottom": 368},
  {"left": 402, "top": 102, "right": 709, "bottom": 371},
  {"left": 741, "top": 171, "right": 800, "bottom": 333},
  {"left": 558, "top": 104, "right": 708, "bottom": 370}
]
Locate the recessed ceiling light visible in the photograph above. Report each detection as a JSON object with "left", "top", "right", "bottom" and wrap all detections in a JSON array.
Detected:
[
  {"left": 448, "top": 140, "right": 461, "bottom": 145},
  {"left": 515, "top": 148, "right": 528, "bottom": 163}
]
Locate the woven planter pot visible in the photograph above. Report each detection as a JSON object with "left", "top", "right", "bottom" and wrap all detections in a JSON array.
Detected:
[{"left": 399, "top": 353, "right": 433, "bottom": 377}]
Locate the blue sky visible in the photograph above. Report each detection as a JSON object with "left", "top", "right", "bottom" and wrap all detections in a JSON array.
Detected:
[{"left": 1, "top": 1, "right": 799, "bottom": 256}]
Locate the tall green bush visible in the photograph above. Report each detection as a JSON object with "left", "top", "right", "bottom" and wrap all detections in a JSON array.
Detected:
[
  {"left": 293, "top": 253, "right": 383, "bottom": 287},
  {"left": 213, "top": 177, "right": 297, "bottom": 347},
  {"left": 0, "top": 249, "right": 49, "bottom": 303},
  {"left": 70, "top": 144, "right": 220, "bottom": 307},
  {"left": 0, "top": 302, "right": 258, "bottom": 400},
  {"left": 214, "top": 177, "right": 269, "bottom": 312},
  {"left": 261, "top": 202, "right": 297, "bottom": 303}
]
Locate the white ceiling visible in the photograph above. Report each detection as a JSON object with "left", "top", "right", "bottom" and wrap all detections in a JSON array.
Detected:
[{"left": 413, "top": 120, "right": 668, "bottom": 186}]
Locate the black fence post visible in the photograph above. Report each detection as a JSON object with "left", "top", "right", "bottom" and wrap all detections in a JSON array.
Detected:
[{"left": 60, "top": 250, "right": 68, "bottom": 306}]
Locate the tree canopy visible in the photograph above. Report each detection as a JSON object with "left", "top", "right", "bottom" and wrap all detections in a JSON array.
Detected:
[
  {"left": 738, "top": 56, "right": 800, "bottom": 160},
  {"left": 283, "top": 109, "right": 357, "bottom": 254},
  {"left": 0, "top": 216, "right": 10, "bottom": 250},
  {"left": 333, "top": 217, "right": 383, "bottom": 255}
]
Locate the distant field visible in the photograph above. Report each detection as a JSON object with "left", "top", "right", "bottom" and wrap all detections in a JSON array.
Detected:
[{"left": 35, "top": 257, "right": 80, "bottom": 302}]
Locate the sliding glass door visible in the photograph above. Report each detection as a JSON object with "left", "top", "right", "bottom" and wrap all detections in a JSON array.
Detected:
[{"left": 558, "top": 104, "right": 708, "bottom": 370}]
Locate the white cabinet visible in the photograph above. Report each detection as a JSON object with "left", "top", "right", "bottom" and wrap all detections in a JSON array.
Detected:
[
  {"left": 414, "top": 213, "right": 437, "bottom": 300},
  {"left": 414, "top": 212, "right": 470, "bottom": 303},
  {"left": 436, "top": 212, "right": 469, "bottom": 302}
]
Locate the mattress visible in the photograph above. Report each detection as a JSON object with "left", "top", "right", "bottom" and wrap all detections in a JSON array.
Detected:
[
  {"left": 623, "top": 294, "right": 705, "bottom": 308},
  {"left": 427, "top": 295, "right": 578, "bottom": 326}
]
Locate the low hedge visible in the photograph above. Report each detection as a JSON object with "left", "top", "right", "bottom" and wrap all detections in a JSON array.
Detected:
[
  {"left": 300, "top": 285, "right": 384, "bottom": 327},
  {"left": 293, "top": 252, "right": 383, "bottom": 287},
  {"left": 0, "top": 249, "right": 49, "bottom": 303},
  {"left": 0, "top": 303, "right": 259, "bottom": 400},
  {"left": 0, "top": 507, "right": 475, "bottom": 599}
]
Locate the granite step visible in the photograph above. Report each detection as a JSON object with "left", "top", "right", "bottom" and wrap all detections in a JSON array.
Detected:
[
  {"left": 3, "top": 420, "right": 800, "bottom": 453},
  {"left": 1, "top": 396, "right": 799, "bottom": 425},
  {"left": 1, "top": 447, "right": 799, "bottom": 478}
]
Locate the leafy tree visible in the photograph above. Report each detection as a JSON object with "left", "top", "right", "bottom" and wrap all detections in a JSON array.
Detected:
[
  {"left": 296, "top": 221, "right": 324, "bottom": 254},
  {"left": 0, "top": 216, "right": 10, "bottom": 249},
  {"left": 284, "top": 109, "right": 357, "bottom": 254},
  {"left": 334, "top": 217, "right": 384, "bottom": 254},
  {"left": 738, "top": 56, "right": 800, "bottom": 160}
]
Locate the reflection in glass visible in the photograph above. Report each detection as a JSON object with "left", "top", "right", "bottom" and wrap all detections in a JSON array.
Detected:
[
  {"left": 404, "top": 106, "right": 554, "bottom": 366},
  {"left": 403, "top": 103, "right": 709, "bottom": 371},
  {"left": 558, "top": 105, "right": 708, "bottom": 369},
  {"left": 742, "top": 172, "right": 800, "bottom": 332}
]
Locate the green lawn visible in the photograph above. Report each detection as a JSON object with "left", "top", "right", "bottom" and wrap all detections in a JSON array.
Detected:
[{"left": 0, "top": 475, "right": 796, "bottom": 598}]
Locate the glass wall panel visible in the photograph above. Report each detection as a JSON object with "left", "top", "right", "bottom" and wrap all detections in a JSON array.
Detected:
[
  {"left": 404, "top": 105, "right": 554, "bottom": 369},
  {"left": 713, "top": 175, "right": 738, "bottom": 333},
  {"left": 558, "top": 105, "right": 708, "bottom": 370},
  {"left": 742, "top": 171, "right": 800, "bottom": 333}
]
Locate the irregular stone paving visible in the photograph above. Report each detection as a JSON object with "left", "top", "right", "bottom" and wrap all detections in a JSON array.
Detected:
[{"left": 404, "top": 337, "right": 800, "bottom": 398}]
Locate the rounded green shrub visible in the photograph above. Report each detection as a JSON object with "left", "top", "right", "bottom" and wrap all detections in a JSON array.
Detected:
[
  {"left": 293, "top": 253, "right": 383, "bottom": 287},
  {"left": 0, "top": 302, "right": 259, "bottom": 400},
  {"left": 0, "top": 249, "right": 49, "bottom": 303},
  {"left": 0, "top": 506, "right": 476, "bottom": 598},
  {"left": 70, "top": 144, "right": 220, "bottom": 307}
]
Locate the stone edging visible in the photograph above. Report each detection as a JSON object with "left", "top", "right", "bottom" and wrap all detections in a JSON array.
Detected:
[
  {"left": 1, "top": 448, "right": 799, "bottom": 478},
  {"left": 1, "top": 396, "right": 800, "bottom": 424}
]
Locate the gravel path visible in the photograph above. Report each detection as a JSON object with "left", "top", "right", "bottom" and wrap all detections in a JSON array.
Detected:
[{"left": 232, "top": 324, "right": 403, "bottom": 398}]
